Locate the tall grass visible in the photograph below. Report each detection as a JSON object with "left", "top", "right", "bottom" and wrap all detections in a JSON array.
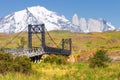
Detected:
[{"left": 0, "top": 62, "right": 120, "bottom": 80}]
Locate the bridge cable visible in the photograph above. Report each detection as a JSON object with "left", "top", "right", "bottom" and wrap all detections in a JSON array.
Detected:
[
  {"left": 45, "top": 28, "right": 59, "bottom": 48},
  {"left": 2, "top": 26, "right": 28, "bottom": 48},
  {"left": 25, "top": 9, "right": 59, "bottom": 49},
  {"left": 3, "top": 8, "right": 41, "bottom": 48},
  {"left": 35, "top": 34, "right": 42, "bottom": 42}
]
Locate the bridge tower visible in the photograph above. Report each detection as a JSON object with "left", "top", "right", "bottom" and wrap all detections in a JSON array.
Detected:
[
  {"left": 28, "top": 24, "right": 45, "bottom": 50},
  {"left": 62, "top": 38, "right": 72, "bottom": 54},
  {"left": 28, "top": 24, "right": 72, "bottom": 55}
]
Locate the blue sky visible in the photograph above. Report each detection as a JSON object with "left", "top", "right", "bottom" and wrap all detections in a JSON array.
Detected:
[{"left": 0, "top": 0, "right": 120, "bottom": 27}]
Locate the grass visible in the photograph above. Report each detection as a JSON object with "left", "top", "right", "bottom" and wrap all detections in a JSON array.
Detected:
[
  {"left": 0, "top": 31, "right": 120, "bottom": 80},
  {"left": 1, "top": 31, "right": 120, "bottom": 51},
  {"left": 0, "top": 62, "right": 120, "bottom": 80}
]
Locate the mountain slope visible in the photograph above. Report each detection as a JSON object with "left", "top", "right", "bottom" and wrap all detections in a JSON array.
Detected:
[
  {"left": 0, "top": 6, "right": 79, "bottom": 33},
  {"left": 0, "top": 6, "right": 116, "bottom": 33}
]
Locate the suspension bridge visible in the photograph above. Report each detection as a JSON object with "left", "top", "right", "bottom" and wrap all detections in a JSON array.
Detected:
[
  {"left": 1, "top": 24, "right": 72, "bottom": 62},
  {"left": 1, "top": 9, "right": 72, "bottom": 62}
]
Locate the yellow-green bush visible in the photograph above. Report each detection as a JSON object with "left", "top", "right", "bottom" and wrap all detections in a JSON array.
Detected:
[
  {"left": 0, "top": 51, "right": 31, "bottom": 74},
  {"left": 14, "top": 56, "right": 32, "bottom": 73},
  {"left": 89, "top": 50, "right": 111, "bottom": 68},
  {"left": 42, "top": 54, "right": 68, "bottom": 65}
]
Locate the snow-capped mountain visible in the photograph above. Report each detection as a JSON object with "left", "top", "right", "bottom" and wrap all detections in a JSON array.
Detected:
[
  {"left": 72, "top": 14, "right": 116, "bottom": 33},
  {"left": 72, "top": 14, "right": 79, "bottom": 26},
  {"left": 0, "top": 6, "right": 79, "bottom": 33},
  {"left": 0, "top": 6, "right": 116, "bottom": 34},
  {"left": 87, "top": 18, "right": 115, "bottom": 32},
  {"left": 116, "top": 27, "right": 120, "bottom": 31}
]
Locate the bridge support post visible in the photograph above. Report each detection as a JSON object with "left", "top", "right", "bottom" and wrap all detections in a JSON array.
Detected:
[
  {"left": 41, "top": 24, "right": 46, "bottom": 50},
  {"left": 69, "top": 38, "right": 72, "bottom": 54},
  {"left": 62, "top": 39, "right": 64, "bottom": 50},
  {"left": 28, "top": 24, "right": 32, "bottom": 49},
  {"left": 62, "top": 38, "right": 72, "bottom": 55}
]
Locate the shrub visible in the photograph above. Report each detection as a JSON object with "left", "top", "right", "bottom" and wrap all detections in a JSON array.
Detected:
[
  {"left": 43, "top": 54, "right": 68, "bottom": 65},
  {"left": 0, "top": 51, "right": 31, "bottom": 74},
  {"left": 14, "top": 56, "right": 32, "bottom": 73},
  {"left": 0, "top": 51, "right": 13, "bottom": 74},
  {"left": 89, "top": 50, "right": 111, "bottom": 68},
  {"left": 17, "top": 37, "right": 26, "bottom": 49},
  {"left": 0, "top": 51, "right": 13, "bottom": 61},
  {"left": 117, "top": 72, "right": 120, "bottom": 79}
]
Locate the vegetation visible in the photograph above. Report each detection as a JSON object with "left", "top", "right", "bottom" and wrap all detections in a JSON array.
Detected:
[
  {"left": 13, "top": 56, "right": 32, "bottom": 73},
  {"left": 0, "top": 51, "right": 31, "bottom": 74},
  {"left": 0, "top": 31, "right": 120, "bottom": 79},
  {"left": 0, "top": 52, "right": 119, "bottom": 80},
  {"left": 89, "top": 50, "right": 111, "bottom": 68},
  {"left": 42, "top": 54, "right": 68, "bottom": 65},
  {"left": 1, "top": 31, "right": 120, "bottom": 51},
  {"left": 0, "top": 62, "right": 119, "bottom": 80},
  {"left": 17, "top": 37, "right": 26, "bottom": 49}
]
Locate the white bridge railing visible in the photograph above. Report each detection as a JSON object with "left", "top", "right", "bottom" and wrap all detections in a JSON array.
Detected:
[{"left": 4, "top": 48, "right": 44, "bottom": 57}]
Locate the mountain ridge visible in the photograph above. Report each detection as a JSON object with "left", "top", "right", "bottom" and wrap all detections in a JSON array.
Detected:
[
  {"left": 72, "top": 14, "right": 116, "bottom": 33},
  {"left": 0, "top": 6, "right": 79, "bottom": 33},
  {"left": 0, "top": 6, "right": 117, "bottom": 34}
]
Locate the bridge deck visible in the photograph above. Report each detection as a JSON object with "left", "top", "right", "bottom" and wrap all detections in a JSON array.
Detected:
[
  {"left": 4, "top": 47, "right": 71, "bottom": 58},
  {"left": 4, "top": 48, "right": 43, "bottom": 57}
]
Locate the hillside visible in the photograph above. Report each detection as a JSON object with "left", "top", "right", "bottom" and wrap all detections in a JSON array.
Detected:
[
  {"left": 1, "top": 31, "right": 120, "bottom": 51},
  {"left": 1, "top": 30, "right": 120, "bottom": 62},
  {"left": 0, "top": 31, "right": 120, "bottom": 79}
]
